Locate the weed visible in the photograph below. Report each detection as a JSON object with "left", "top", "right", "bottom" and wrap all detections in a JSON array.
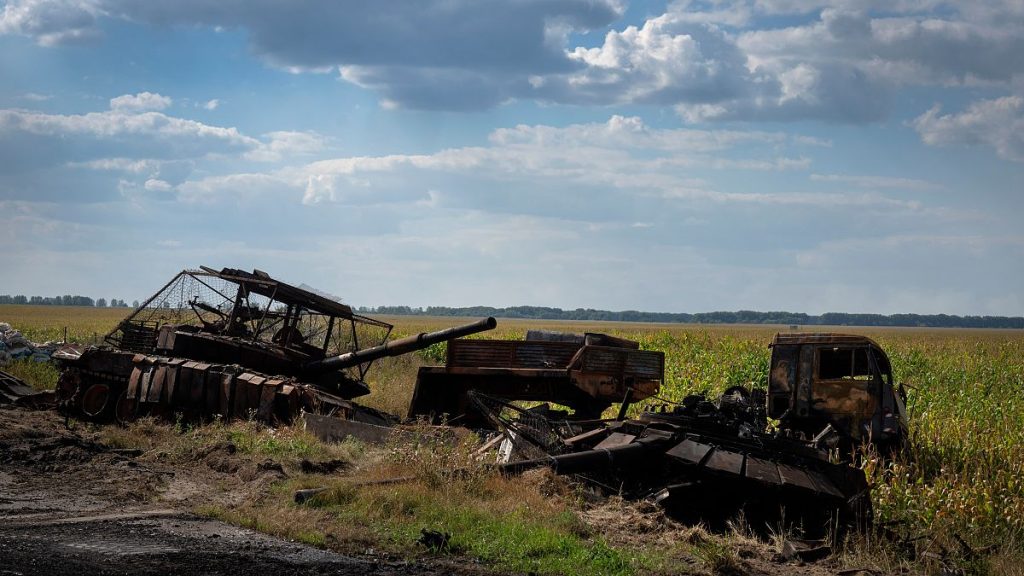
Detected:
[{"left": 2, "top": 358, "right": 59, "bottom": 390}]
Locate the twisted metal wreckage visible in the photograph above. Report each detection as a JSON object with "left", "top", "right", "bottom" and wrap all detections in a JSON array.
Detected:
[{"left": 1, "top": 266, "right": 908, "bottom": 534}]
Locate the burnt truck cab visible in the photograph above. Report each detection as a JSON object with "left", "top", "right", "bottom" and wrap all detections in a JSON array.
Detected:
[{"left": 767, "top": 333, "right": 908, "bottom": 454}]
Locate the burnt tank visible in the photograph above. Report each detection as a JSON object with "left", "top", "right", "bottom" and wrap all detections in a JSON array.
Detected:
[
  {"left": 434, "top": 331, "right": 908, "bottom": 534},
  {"left": 53, "top": 267, "right": 496, "bottom": 425}
]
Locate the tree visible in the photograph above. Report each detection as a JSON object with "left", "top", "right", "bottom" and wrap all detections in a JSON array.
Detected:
[
  {"left": 96, "top": 298, "right": 107, "bottom": 307},
  {"left": 132, "top": 300, "right": 140, "bottom": 308}
]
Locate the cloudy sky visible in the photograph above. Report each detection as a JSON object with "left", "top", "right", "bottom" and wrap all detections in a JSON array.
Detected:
[{"left": 1, "top": 0, "right": 1022, "bottom": 315}]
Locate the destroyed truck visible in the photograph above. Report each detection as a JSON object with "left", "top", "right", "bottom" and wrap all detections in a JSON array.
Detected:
[
  {"left": 45, "top": 267, "right": 495, "bottom": 425},
  {"left": 409, "top": 330, "right": 908, "bottom": 533}
]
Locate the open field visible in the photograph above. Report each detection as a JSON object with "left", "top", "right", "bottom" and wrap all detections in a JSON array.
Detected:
[{"left": 3, "top": 305, "right": 1024, "bottom": 574}]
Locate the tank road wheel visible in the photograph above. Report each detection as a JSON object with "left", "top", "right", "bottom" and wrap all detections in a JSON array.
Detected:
[
  {"left": 54, "top": 369, "right": 82, "bottom": 415},
  {"left": 80, "top": 383, "right": 112, "bottom": 419},
  {"left": 114, "top": 389, "right": 138, "bottom": 425}
]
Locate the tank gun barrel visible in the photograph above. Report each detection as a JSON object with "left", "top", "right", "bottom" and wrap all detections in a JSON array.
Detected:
[{"left": 303, "top": 317, "right": 497, "bottom": 375}]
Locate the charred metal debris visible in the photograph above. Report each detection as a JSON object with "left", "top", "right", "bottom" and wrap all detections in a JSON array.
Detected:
[
  {"left": 2, "top": 266, "right": 909, "bottom": 534},
  {"left": 21, "top": 266, "right": 495, "bottom": 425},
  {"left": 410, "top": 329, "right": 908, "bottom": 535}
]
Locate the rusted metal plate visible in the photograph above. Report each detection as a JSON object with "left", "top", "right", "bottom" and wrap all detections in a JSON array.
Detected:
[
  {"left": 245, "top": 376, "right": 264, "bottom": 411},
  {"left": 233, "top": 376, "right": 254, "bottom": 416},
  {"left": 705, "top": 448, "right": 745, "bottom": 475},
  {"left": 219, "top": 373, "right": 234, "bottom": 417},
  {"left": 165, "top": 363, "right": 179, "bottom": 403},
  {"left": 594, "top": 432, "right": 636, "bottom": 450},
  {"left": 138, "top": 368, "right": 153, "bottom": 404},
  {"left": 127, "top": 367, "right": 143, "bottom": 401},
  {"left": 623, "top": 350, "right": 664, "bottom": 378},
  {"left": 258, "top": 379, "right": 282, "bottom": 420},
  {"left": 204, "top": 370, "right": 220, "bottom": 414},
  {"left": 778, "top": 463, "right": 819, "bottom": 492},
  {"left": 303, "top": 413, "right": 395, "bottom": 444},
  {"left": 579, "top": 347, "right": 627, "bottom": 373},
  {"left": 666, "top": 438, "right": 712, "bottom": 464},
  {"left": 745, "top": 456, "right": 782, "bottom": 485},
  {"left": 804, "top": 470, "right": 845, "bottom": 499},
  {"left": 447, "top": 340, "right": 580, "bottom": 369},
  {"left": 563, "top": 427, "right": 609, "bottom": 446},
  {"left": 188, "top": 364, "right": 206, "bottom": 407},
  {"left": 148, "top": 366, "right": 166, "bottom": 404},
  {"left": 177, "top": 364, "right": 195, "bottom": 404},
  {"left": 772, "top": 333, "right": 881, "bottom": 347}
]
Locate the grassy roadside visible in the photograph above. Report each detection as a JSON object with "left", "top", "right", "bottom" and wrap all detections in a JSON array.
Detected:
[{"left": 94, "top": 415, "right": 802, "bottom": 576}]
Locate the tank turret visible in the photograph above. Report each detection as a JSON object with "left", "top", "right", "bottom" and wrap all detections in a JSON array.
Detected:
[{"left": 52, "top": 267, "right": 496, "bottom": 424}]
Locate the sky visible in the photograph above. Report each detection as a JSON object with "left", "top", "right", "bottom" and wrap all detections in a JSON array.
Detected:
[{"left": 0, "top": 0, "right": 1022, "bottom": 316}]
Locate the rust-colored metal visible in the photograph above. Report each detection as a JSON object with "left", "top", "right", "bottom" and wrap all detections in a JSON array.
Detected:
[
  {"left": 768, "top": 333, "right": 906, "bottom": 453},
  {"left": 50, "top": 266, "right": 496, "bottom": 425},
  {"left": 408, "top": 330, "right": 664, "bottom": 425},
  {"left": 464, "top": 332, "right": 906, "bottom": 536}
]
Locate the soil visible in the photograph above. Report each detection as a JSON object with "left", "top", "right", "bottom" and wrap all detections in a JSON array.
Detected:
[
  {"left": 0, "top": 406, "right": 872, "bottom": 576},
  {"left": 0, "top": 406, "right": 500, "bottom": 576}
]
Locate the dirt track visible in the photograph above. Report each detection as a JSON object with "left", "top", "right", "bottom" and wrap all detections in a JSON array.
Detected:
[{"left": 0, "top": 407, "right": 498, "bottom": 576}]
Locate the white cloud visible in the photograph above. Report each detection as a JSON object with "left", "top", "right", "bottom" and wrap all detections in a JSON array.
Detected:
[
  {"left": 911, "top": 96, "right": 1024, "bottom": 162},
  {"left": 175, "top": 173, "right": 298, "bottom": 204},
  {"left": 109, "top": 91, "right": 172, "bottom": 111},
  {"left": 0, "top": 104, "right": 258, "bottom": 151},
  {"left": 274, "top": 116, "right": 915, "bottom": 212},
  {"left": 67, "top": 157, "right": 160, "bottom": 173},
  {"left": 245, "top": 130, "right": 327, "bottom": 162},
  {"left": 203, "top": 99, "right": 219, "bottom": 110},
  {"left": 809, "top": 173, "right": 940, "bottom": 191},
  {"left": 302, "top": 173, "right": 336, "bottom": 204},
  {"left": 0, "top": 0, "right": 103, "bottom": 45},
  {"left": 143, "top": 178, "right": 171, "bottom": 191},
  {"left": 22, "top": 92, "right": 52, "bottom": 101}
]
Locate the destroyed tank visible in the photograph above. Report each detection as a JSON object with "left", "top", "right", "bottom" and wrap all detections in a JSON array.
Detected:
[
  {"left": 418, "top": 330, "right": 908, "bottom": 534},
  {"left": 52, "top": 267, "right": 496, "bottom": 425}
]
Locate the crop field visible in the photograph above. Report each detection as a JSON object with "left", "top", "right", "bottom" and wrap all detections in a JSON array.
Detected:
[{"left": 3, "top": 304, "right": 1023, "bottom": 574}]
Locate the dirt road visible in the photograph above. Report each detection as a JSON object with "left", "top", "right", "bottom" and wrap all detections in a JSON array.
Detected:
[{"left": 0, "top": 407, "right": 491, "bottom": 576}]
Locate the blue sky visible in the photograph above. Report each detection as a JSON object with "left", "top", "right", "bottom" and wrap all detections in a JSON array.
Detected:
[{"left": 0, "top": 0, "right": 1021, "bottom": 315}]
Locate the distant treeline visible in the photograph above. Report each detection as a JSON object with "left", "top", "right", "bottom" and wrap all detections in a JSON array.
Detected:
[
  {"left": 0, "top": 295, "right": 138, "bottom": 308},
  {"left": 358, "top": 306, "right": 1024, "bottom": 329}
]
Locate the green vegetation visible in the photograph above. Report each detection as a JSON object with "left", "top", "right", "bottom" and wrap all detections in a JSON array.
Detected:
[
  {"left": 5, "top": 307, "right": 1024, "bottom": 574},
  {"left": 0, "top": 304, "right": 124, "bottom": 343},
  {"left": 3, "top": 358, "right": 59, "bottom": 390}
]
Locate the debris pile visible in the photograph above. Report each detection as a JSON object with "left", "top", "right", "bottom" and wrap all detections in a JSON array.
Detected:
[
  {"left": 415, "top": 329, "right": 909, "bottom": 536},
  {"left": 0, "top": 322, "right": 60, "bottom": 366}
]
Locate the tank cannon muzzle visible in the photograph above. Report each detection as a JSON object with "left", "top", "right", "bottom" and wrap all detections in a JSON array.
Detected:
[{"left": 303, "top": 317, "right": 497, "bottom": 374}]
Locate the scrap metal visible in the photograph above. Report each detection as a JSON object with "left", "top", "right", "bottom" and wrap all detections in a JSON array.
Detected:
[
  {"left": 48, "top": 266, "right": 496, "bottom": 425},
  {"left": 412, "top": 330, "right": 908, "bottom": 534}
]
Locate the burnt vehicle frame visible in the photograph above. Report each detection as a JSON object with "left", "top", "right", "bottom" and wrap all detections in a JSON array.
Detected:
[
  {"left": 52, "top": 266, "right": 495, "bottom": 424},
  {"left": 412, "top": 329, "right": 907, "bottom": 534}
]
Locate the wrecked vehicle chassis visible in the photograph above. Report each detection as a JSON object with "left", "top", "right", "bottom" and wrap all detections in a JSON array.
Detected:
[{"left": 501, "top": 407, "right": 872, "bottom": 535}]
